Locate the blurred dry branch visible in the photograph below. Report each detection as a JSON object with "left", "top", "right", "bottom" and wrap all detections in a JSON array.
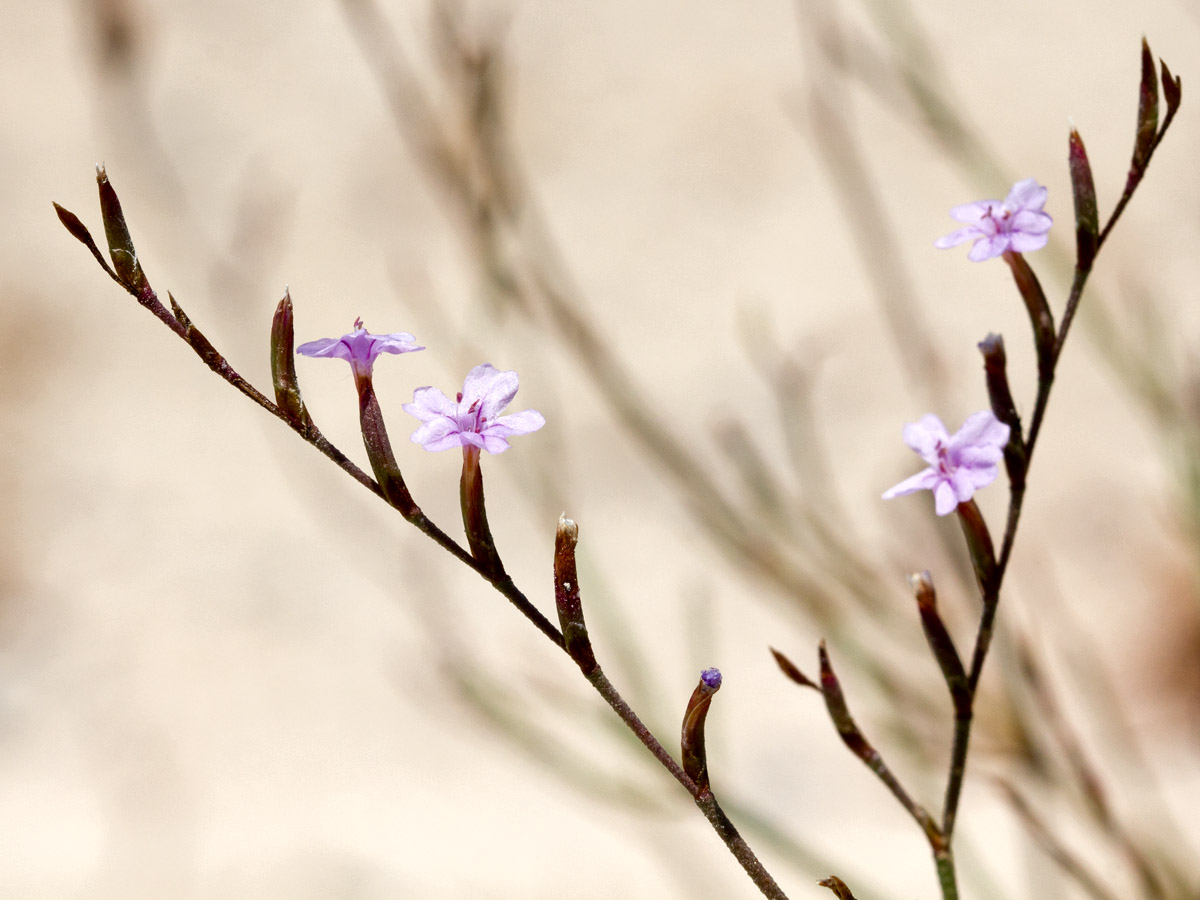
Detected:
[
  {"left": 333, "top": 3, "right": 1200, "bottom": 898},
  {"left": 339, "top": 0, "right": 969, "bottom": 800}
]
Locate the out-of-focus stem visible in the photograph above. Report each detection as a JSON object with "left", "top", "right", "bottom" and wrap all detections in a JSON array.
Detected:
[{"left": 996, "top": 780, "right": 1124, "bottom": 900}]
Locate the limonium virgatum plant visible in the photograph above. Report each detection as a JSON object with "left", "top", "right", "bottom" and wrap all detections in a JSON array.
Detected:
[{"left": 53, "top": 39, "right": 1181, "bottom": 900}]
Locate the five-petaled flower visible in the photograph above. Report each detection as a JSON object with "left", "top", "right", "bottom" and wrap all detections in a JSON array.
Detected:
[
  {"left": 296, "top": 318, "right": 424, "bottom": 380},
  {"left": 404, "top": 363, "right": 545, "bottom": 454},
  {"left": 935, "top": 178, "right": 1053, "bottom": 262},
  {"left": 883, "top": 411, "right": 1010, "bottom": 516}
]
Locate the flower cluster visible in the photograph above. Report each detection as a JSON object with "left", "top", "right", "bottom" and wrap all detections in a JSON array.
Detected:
[
  {"left": 880, "top": 178, "right": 1053, "bottom": 515},
  {"left": 297, "top": 322, "right": 543, "bottom": 454}
]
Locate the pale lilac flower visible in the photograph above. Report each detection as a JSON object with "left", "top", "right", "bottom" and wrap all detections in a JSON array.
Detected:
[
  {"left": 935, "top": 178, "right": 1053, "bottom": 262},
  {"left": 882, "top": 411, "right": 1010, "bottom": 516},
  {"left": 403, "top": 363, "right": 545, "bottom": 454},
  {"left": 296, "top": 318, "right": 423, "bottom": 379}
]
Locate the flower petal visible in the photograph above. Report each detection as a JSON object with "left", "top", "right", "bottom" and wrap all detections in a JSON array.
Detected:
[
  {"left": 410, "top": 416, "right": 460, "bottom": 447},
  {"left": 489, "top": 409, "right": 546, "bottom": 437},
  {"left": 934, "top": 227, "right": 981, "bottom": 249},
  {"left": 902, "top": 415, "right": 947, "bottom": 461},
  {"left": 967, "top": 235, "right": 1009, "bottom": 262},
  {"left": 1006, "top": 178, "right": 1047, "bottom": 211},
  {"left": 419, "top": 432, "right": 469, "bottom": 453},
  {"left": 1010, "top": 209, "right": 1053, "bottom": 236},
  {"left": 949, "top": 467, "right": 982, "bottom": 504},
  {"left": 1008, "top": 230, "right": 1050, "bottom": 253},
  {"left": 957, "top": 444, "right": 1003, "bottom": 468},
  {"left": 933, "top": 480, "right": 960, "bottom": 516},
  {"left": 480, "top": 433, "right": 512, "bottom": 454},
  {"left": 458, "top": 431, "right": 486, "bottom": 450},
  {"left": 952, "top": 411, "right": 1008, "bottom": 448},
  {"left": 404, "top": 386, "right": 458, "bottom": 421},
  {"left": 948, "top": 201, "right": 994, "bottom": 224},
  {"left": 296, "top": 336, "right": 351, "bottom": 359},
  {"left": 960, "top": 463, "right": 1000, "bottom": 491},
  {"left": 462, "top": 364, "right": 520, "bottom": 419},
  {"left": 370, "top": 333, "right": 423, "bottom": 359},
  {"left": 882, "top": 467, "right": 939, "bottom": 499}
]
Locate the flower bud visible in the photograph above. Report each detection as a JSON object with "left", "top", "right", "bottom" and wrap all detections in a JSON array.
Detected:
[
  {"left": 269, "top": 288, "right": 312, "bottom": 432},
  {"left": 1133, "top": 38, "right": 1159, "bottom": 174},
  {"left": 1067, "top": 128, "right": 1099, "bottom": 271},
  {"left": 554, "top": 515, "right": 597, "bottom": 674},
  {"left": 910, "top": 572, "right": 970, "bottom": 718},
  {"left": 770, "top": 647, "right": 819, "bottom": 691},
  {"left": 977, "top": 334, "right": 1026, "bottom": 490},
  {"left": 817, "top": 876, "right": 859, "bottom": 900},
  {"left": 96, "top": 163, "right": 150, "bottom": 299},
  {"left": 680, "top": 667, "right": 722, "bottom": 794}
]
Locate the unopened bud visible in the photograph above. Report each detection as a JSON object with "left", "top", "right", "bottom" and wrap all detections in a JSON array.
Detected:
[
  {"left": 554, "top": 514, "right": 597, "bottom": 674},
  {"left": 96, "top": 163, "right": 150, "bottom": 298},
  {"left": 681, "top": 667, "right": 722, "bottom": 794},
  {"left": 1067, "top": 128, "right": 1099, "bottom": 271},
  {"left": 977, "top": 334, "right": 1026, "bottom": 489},
  {"left": 909, "top": 572, "right": 970, "bottom": 718},
  {"left": 817, "top": 876, "right": 859, "bottom": 900},
  {"left": 770, "top": 647, "right": 820, "bottom": 691},
  {"left": 270, "top": 288, "right": 312, "bottom": 431}
]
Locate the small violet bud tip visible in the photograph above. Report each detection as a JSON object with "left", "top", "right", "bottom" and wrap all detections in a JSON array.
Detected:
[{"left": 700, "top": 667, "right": 722, "bottom": 690}]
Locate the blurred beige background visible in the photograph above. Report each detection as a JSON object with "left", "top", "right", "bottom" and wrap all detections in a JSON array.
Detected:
[{"left": 4, "top": 1, "right": 1200, "bottom": 898}]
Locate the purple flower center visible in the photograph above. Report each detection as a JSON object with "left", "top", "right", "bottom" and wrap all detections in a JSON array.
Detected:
[
  {"left": 978, "top": 204, "right": 1012, "bottom": 238},
  {"left": 459, "top": 398, "right": 488, "bottom": 434},
  {"left": 933, "top": 439, "right": 953, "bottom": 476}
]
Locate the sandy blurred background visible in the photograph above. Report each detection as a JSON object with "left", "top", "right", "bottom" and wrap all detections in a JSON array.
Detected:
[{"left": 4, "top": 0, "right": 1200, "bottom": 898}]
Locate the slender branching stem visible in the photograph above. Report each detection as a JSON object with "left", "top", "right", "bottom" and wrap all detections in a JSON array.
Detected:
[
  {"left": 584, "top": 667, "right": 788, "bottom": 899},
  {"left": 942, "top": 267, "right": 1091, "bottom": 845},
  {"left": 63, "top": 191, "right": 789, "bottom": 895},
  {"left": 940, "top": 123, "right": 1177, "bottom": 850}
]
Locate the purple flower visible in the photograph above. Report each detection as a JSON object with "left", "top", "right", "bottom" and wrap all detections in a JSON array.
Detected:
[
  {"left": 403, "top": 363, "right": 545, "bottom": 454},
  {"left": 935, "top": 178, "right": 1053, "bottom": 262},
  {"left": 882, "top": 411, "right": 1010, "bottom": 516},
  {"left": 296, "top": 318, "right": 424, "bottom": 379}
]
